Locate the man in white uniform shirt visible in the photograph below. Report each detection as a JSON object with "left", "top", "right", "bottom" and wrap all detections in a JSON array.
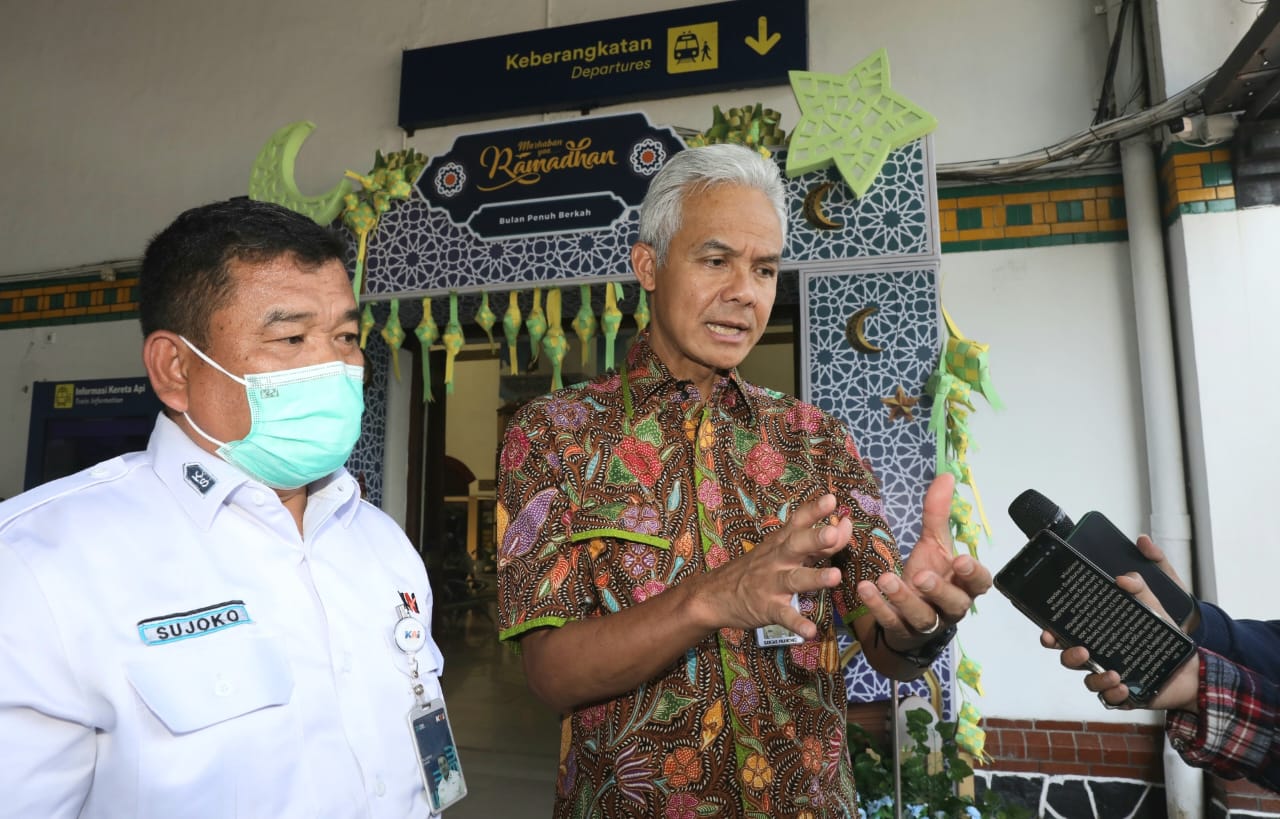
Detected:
[{"left": 0, "top": 199, "right": 448, "bottom": 818}]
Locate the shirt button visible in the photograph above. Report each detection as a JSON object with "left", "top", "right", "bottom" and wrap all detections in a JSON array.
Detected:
[
  {"left": 214, "top": 680, "right": 234, "bottom": 697},
  {"left": 374, "top": 776, "right": 387, "bottom": 797},
  {"left": 252, "top": 491, "right": 266, "bottom": 506},
  {"left": 342, "top": 652, "right": 354, "bottom": 672},
  {"left": 90, "top": 467, "right": 109, "bottom": 478}
]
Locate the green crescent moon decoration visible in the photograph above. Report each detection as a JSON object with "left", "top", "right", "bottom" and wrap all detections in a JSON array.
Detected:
[
  {"left": 786, "top": 49, "right": 938, "bottom": 197},
  {"left": 249, "top": 121, "right": 352, "bottom": 225}
]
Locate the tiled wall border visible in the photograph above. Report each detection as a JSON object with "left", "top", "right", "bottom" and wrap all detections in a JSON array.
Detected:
[
  {"left": 938, "top": 175, "right": 1129, "bottom": 252},
  {"left": 0, "top": 274, "right": 139, "bottom": 329},
  {"left": 1159, "top": 142, "right": 1237, "bottom": 221}
]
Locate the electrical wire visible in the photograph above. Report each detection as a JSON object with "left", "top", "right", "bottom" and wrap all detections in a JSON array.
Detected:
[{"left": 936, "top": 72, "right": 1212, "bottom": 182}]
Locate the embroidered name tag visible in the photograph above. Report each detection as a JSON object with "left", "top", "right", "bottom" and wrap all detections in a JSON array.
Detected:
[{"left": 137, "top": 600, "right": 251, "bottom": 646}]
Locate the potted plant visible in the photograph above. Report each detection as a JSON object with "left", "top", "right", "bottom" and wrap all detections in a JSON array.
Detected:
[{"left": 848, "top": 708, "right": 1031, "bottom": 819}]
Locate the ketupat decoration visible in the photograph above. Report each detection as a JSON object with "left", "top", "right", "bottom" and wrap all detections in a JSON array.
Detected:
[
  {"left": 503, "top": 291, "right": 523, "bottom": 374},
  {"left": 683, "top": 103, "right": 786, "bottom": 155},
  {"left": 634, "top": 290, "right": 651, "bottom": 335},
  {"left": 925, "top": 304, "right": 1003, "bottom": 762},
  {"left": 542, "top": 288, "right": 569, "bottom": 391},
  {"left": 601, "top": 282, "right": 624, "bottom": 371},
  {"left": 359, "top": 303, "right": 376, "bottom": 349},
  {"left": 248, "top": 121, "right": 353, "bottom": 226},
  {"left": 442, "top": 292, "right": 465, "bottom": 395},
  {"left": 342, "top": 149, "right": 428, "bottom": 297},
  {"left": 414, "top": 297, "right": 440, "bottom": 403},
  {"left": 475, "top": 292, "right": 497, "bottom": 353},
  {"left": 380, "top": 299, "right": 405, "bottom": 382},
  {"left": 786, "top": 49, "right": 938, "bottom": 197},
  {"left": 572, "top": 284, "right": 597, "bottom": 366},
  {"left": 526, "top": 288, "right": 548, "bottom": 367}
]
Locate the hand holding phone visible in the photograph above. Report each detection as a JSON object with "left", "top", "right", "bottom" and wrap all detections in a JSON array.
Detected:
[{"left": 995, "top": 529, "right": 1196, "bottom": 706}]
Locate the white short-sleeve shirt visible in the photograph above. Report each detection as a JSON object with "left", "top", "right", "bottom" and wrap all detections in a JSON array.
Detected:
[{"left": 0, "top": 414, "right": 445, "bottom": 818}]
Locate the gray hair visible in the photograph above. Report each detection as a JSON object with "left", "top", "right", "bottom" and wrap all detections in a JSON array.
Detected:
[{"left": 637, "top": 143, "right": 787, "bottom": 265}]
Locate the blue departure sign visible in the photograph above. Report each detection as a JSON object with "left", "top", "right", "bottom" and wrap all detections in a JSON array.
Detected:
[{"left": 399, "top": 0, "right": 807, "bottom": 132}]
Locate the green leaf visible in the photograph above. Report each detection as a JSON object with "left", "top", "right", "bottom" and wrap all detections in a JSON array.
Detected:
[
  {"left": 635, "top": 415, "right": 663, "bottom": 447},
  {"left": 733, "top": 427, "right": 759, "bottom": 452},
  {"left": 779, "top": 464, "right": 808, "bottom": 484},
  {"left": 607, "top": 455, "right": 635, "bottom": 485},
  {"left": 652, "top": 690, "right": 697, "bottom": 723}
]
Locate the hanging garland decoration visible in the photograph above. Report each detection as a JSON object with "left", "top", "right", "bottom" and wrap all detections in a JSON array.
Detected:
[
  {"left": 572, "top": 284, "right": 597, "bottom": 366},
  {"left": 542, "top": 288, "right": 569, "bottom": 391},
  {"left": 341, "top": 149, "right": 427, "bottom": 298},
  {"left": 525, "top": 288, "right": 548, "bottom": 368},
  {"left": 414, "top": 297, "right": 439, "bottom": 403},
  {"left": 503, "top": 291, "right": 523, "bottom": 374},
  {"left": 475, "top": 291, "right": 497, "bottom": 353},
  {"left": 442, "top": 292, "right": 465, "bottom": 395},
  {"left": 380, "top": 299, "right": 405, "bottom": 382},
  {"left": 925, "top": 305, "right": 1003, "bottom": 763},
  {"left": 601, "top": 283, "right": 624, "bottom": 371}
]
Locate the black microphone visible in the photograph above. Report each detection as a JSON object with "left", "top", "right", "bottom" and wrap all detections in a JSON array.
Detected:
[{"left": 1008, "top": 489, "right": 1075, "bottom": 541}]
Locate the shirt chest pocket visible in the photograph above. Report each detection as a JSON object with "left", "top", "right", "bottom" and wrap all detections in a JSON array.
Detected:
[
  {"left": 569, "top": 506, "right": 686, "bottom": 610},
  {"left": 125, "top": 633, "right": 294, "bottom": 735}
]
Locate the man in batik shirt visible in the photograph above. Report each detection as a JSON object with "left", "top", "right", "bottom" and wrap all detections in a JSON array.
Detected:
[{"left": 497, "top": 143, "right": 992, "bottom": 818}]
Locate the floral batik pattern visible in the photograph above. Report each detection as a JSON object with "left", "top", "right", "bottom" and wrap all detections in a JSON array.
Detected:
[{"left": 497, "top": 335, "right": 902, "bottom": 819}]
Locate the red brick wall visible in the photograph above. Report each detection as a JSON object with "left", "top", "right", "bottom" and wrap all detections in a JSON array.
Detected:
[
  {"left": 1213, "top": 776, "right": 1280, "bottom": 815},
  {"left": 982, "top": 718, "right": 1164, "bottom": 781}
]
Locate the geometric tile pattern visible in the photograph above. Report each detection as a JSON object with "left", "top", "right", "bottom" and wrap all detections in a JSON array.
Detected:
[
  {"left": 0, "top": 274, "right": 140, "bottom": 328},
  {"left": 1158, "top": 144, "right": 1237, "bottom": 221},
  {"left": 800, "top": 266, "right": 950, "bottom": 717},
  {"left": 784, "top": 138, "right": 936, "bottom": 261},
  {"left": 347, "top": 330, "right": 389, "bottom": 509},
  {"left": 938, "top": 175, "right": 1129, "bottom": 252}
]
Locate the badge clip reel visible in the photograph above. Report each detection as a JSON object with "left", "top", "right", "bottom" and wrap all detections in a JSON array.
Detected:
[
  {"left": 395, "top": 605, "right": 468, "bottom": 811},
  {"left": 755, "top": 593, "right": 806, "bottom": 647}
]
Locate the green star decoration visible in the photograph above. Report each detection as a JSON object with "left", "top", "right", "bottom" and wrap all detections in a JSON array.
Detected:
[{"left": 786, "top": 49, "right": 938, "bottom": 197}]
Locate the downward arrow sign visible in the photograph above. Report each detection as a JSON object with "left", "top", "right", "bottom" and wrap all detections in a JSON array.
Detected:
[{"left": 744, "top": 16, "right": 781, "bottom": 56}]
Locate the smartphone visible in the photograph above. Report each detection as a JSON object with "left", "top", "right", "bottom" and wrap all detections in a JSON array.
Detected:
[
  {"left": 409, "top": 698, "right": 467, "bottom": 812},
  {"left": 995, "top": 529, "right": 1197, "bottom": 705},
  {"left": 1065, "top": 511, "right": 1197, "bottom": 628}
]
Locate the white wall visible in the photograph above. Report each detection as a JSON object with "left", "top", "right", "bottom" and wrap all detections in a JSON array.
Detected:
[
  {"left": 1154, "top": 0, "right": 1259, "bottom": 99},
  {"left": 1168, "top": 209, "right": 1280, "bottom": 621},
  {"left": 940, "top": 242, "right": 1159, "bottom": 721},
  {"left": 0, "top": 0, "right": 1257, "bottom": 728}
]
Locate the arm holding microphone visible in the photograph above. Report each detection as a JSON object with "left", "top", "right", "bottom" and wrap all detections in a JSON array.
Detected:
[
  {"left": 1046, "top": 563, "right": 1280, "bottom": 792},
  {"left": 1012, "top": 490, "right": 1280, "bottom": 789}
]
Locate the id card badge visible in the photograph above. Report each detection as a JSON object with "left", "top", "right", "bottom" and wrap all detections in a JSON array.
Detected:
[
  {"left": 755, "top": 593, "right": 805, "bottom": 647},
  {"left": 408, "top": 697, "right": 467, "bottom": 812}
]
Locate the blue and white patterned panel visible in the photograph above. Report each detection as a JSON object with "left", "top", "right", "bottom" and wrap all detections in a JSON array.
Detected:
[
  {"left": 783, "top": 138, "right": 935, "bottom": 263},
  {"left": 800, "top": 266, "right": 947, "bottom": 712},
  {"left": 361, "top": 137, "right": 933, "bottom": 299},
  {"left": 347, "top": 332, "right": 389, "bottom": 508},
  {"left": 363, "top": 195, "right": 637, "bottom": 297}
]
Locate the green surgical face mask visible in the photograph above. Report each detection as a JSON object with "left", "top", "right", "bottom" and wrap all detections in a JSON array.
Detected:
[{"left": 180, "top": 336, "right": 365, "bottom": 490}]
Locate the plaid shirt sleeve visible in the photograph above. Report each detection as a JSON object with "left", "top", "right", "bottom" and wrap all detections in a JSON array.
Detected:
[{"left": 1166, "top": 648, "right": 1280, "bottom": 791}]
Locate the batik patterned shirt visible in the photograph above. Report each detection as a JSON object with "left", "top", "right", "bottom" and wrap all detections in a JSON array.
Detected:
[
  {"left": 1167, "top": 648, "right": 1280, "bottom": 792},
  {"left": 497, "top": 335, "right": 902, "bottom": 819}
]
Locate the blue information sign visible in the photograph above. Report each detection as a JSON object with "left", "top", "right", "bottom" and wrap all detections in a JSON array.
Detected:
[
  {"left": 416, "top": 112, "right": 684, "bottom": 240},
  {"left": 399, "top": 0, "right": 807, "bottom": 131}
]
